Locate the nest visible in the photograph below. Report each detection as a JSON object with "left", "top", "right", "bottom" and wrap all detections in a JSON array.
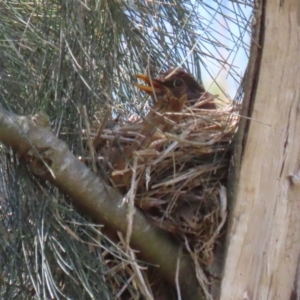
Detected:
[{"left": 93, "top": 95, "right": 239, "bottom": 268}]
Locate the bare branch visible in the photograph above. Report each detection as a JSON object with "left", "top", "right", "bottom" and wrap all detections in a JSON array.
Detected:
[{"left": 0, "top": 108, "right": 202, "bottom": 300}]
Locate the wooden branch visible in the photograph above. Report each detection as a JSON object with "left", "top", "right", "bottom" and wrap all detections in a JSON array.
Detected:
[
  {"left": 0, "top": 109, "right": 202, "bottom": 300},
  {"left": 221, "top": 0, "right": 300, "bottom": 299}
]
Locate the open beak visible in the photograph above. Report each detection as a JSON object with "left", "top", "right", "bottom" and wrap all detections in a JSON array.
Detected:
[{"left": 135, "top": 74, "right": 164, "bottom": 95}]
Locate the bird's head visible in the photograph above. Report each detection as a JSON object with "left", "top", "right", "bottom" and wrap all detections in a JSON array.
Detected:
[{"left": 135, "top": 68, "right": 215, "bottom": 108}]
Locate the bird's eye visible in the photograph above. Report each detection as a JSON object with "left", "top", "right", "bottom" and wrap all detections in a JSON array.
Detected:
[{"left": 173, "top": 78, "right": 184, "bottom": 87}]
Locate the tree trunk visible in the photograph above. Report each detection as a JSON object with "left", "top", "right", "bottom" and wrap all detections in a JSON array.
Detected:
[{"left": 221, "top": 0, "right": 300, "bottom": 299}]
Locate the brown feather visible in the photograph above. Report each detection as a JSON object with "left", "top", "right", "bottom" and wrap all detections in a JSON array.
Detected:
[{"left": 110, "top": 68, "right": 216, "bottom": 188}]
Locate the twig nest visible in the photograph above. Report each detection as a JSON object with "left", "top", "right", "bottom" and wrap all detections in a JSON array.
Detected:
[{"left": 94, "top": 96, "right": 239, "bottom": 265}]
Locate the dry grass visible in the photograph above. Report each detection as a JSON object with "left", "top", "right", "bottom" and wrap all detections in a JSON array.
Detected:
[{"left": 89, "top": 95, "right": 240, "bottom": 296}]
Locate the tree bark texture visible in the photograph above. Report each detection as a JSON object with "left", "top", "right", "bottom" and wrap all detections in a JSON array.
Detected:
[{"left": 221, "top": 1, "right": 300, "bottom": 299}]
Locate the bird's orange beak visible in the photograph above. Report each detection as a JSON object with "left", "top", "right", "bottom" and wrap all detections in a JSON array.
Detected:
[{"left": 135, "top": 74, "right": 164, "bottom": 95}]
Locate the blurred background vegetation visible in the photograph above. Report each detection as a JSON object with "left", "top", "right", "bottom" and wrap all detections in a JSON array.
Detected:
[{"left": 0, "top": 0, "right": 252, "bottom": 299}]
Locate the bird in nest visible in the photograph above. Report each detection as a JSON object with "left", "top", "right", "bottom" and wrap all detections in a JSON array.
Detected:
[
  {"left": 108, "top": 68, "right": 216, "bottom": 189},
  {"left": 132, "top": 67, "right": 216, "bottom": 149}
]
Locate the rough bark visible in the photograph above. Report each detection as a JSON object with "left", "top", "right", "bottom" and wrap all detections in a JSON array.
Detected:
[{"left": 221, "top": 0, "right": 300, "bottom": 299}]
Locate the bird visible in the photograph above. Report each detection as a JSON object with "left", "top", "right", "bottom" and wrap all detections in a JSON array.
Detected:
[
  {"left": 109, "top": 68, "right": 216, "bottom": 189},
  {"left": 133, "top": 68, "right": 216, "bottom": 148},
  {"left": 135, "top": 68, "right": 216, "bottom": 110}
]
